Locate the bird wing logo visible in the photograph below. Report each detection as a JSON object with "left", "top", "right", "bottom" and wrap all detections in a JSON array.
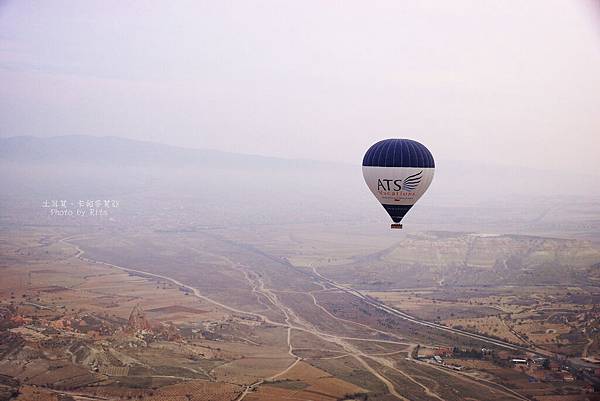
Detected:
[{"left": 402, "top": 170, "right": 423, "bottom": 191}]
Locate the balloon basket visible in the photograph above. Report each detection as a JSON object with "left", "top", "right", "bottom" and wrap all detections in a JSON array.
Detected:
[{"left": 390, "top": 223, "right": 403, "bottom": 229}]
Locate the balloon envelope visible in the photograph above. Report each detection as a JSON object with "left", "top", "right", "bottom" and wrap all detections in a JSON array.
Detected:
[{"left": 362, "top": 139, "right": 435, "bottom": 224}]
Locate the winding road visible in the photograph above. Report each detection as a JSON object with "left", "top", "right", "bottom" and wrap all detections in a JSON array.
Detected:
[{"left": 60, "top": 235, "right": 529, "bottom": 401}]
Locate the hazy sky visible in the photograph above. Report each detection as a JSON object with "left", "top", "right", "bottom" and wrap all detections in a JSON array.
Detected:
[{"left": 1, "top": 1, "right": 599, "bottom": 170}]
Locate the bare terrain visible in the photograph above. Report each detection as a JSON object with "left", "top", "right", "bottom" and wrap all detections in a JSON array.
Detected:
[
  {"left": 1, "top": 137, "right": 600, "bottom": 400},
  {"left": 1, "top": 223, "right": 600, "bottom": 401}
]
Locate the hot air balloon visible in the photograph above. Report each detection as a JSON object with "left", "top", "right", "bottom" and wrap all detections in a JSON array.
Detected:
[{"left": 362, "top": 139, "right": 434, "bottom": 229}]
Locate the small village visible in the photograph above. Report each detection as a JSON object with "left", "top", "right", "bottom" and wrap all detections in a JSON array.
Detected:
[
  {"left": 416, "top": 344, "right": 600, "bottom": 393},
  {"left": 2, "top": 296, "right": 600, "bottom": 400}
]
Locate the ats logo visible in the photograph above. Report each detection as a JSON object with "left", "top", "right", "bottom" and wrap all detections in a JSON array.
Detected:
[{"left": 377, "top": 170, "right": 423, "bottom": 192}]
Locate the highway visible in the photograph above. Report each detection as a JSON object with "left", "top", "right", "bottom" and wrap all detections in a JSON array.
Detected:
[
  {"left": 61, "top": 235, "right": 531, "bottom": 401},
  {"left": 308, "top": 265, "right": 538, "bottom": 354}
]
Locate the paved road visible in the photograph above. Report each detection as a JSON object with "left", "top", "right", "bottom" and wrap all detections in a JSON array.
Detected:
[
  {"left": 61, "top": 235, "right": 529, "bottom": 401},
  {"left": 309, "top": 265, "right": 540, "bottom": 354}
]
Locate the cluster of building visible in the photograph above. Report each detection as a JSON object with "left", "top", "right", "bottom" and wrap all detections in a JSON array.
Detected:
[
  {"left": 416, "top": 346, "right": 464, "bottom": 370},
  {"left": 415, "top": 344, "right": 600, "bottom": 391},
  {"left": 497, "top": 350, "right": 600, "bottom": 390}
]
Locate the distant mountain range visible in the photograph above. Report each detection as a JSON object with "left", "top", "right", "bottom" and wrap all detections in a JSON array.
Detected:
[
  {"left": 1, "top": 135, "right": 598, "bottom": 199},
  {"left": 0, "top": 135, "right": 336, "bottom": 170},
  {"left": 1, "top": 135, "right": 598, "bottom": 237}
]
